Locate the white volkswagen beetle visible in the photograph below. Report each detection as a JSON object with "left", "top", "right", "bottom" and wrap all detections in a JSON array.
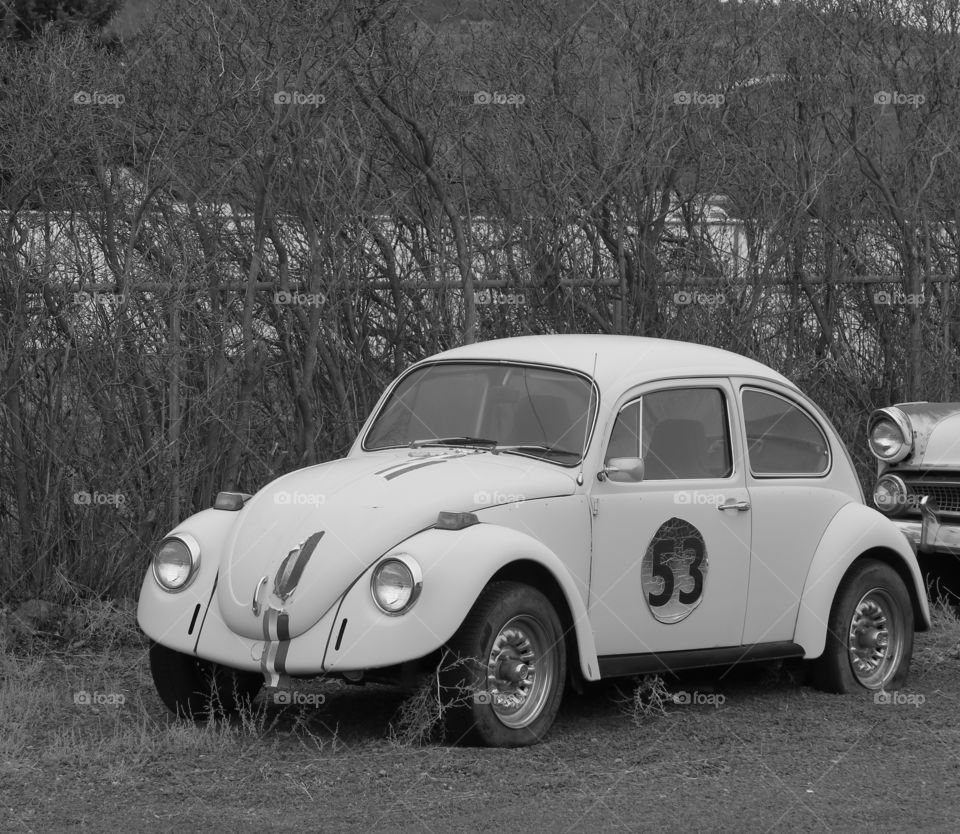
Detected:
[{"left": 139, "top": 335, "right": 930, "bottom": 746}]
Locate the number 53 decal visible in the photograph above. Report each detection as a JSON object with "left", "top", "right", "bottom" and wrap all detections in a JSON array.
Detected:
[{"left": 640, "top": 517, "right": 709, "bottom": 624}]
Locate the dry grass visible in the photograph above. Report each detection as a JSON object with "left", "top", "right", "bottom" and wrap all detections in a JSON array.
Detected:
[
  {"left": 387, "top": 672, "right": 449, "bottom": 747},
  {"left": 2, "top": 592, "right": 957, "bottom": 773},
  {"left": 912, "top": 594, "right": 960, "bottom": 673},
  {"left": 613, "top": 674, "right": 673, "bottom": 725}
]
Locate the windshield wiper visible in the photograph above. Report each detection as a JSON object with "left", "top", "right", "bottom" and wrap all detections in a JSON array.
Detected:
[
  {"left": 410, "top": 436, "right": 499, "bottom": 449},
  {"left": 496, "top": 443, "right": 581, "bottom": 459}
]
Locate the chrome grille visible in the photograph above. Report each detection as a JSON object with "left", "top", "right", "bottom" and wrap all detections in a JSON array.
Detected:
[{"left": 903, "top": 480, "right": 960, "bottom": 516}]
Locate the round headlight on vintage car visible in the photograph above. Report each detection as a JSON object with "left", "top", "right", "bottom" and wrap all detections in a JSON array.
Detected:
[
  {"left": 370, "top": 554, "right": 422, "bottom": 615},
  {"left": 868, "top": 410, "right": 913, "bottom": 462},
  {"left": 152, "top": 534, "right": 200, "bottom": 591},
  {"left": 873, "top": 474, "right": 909, "bottom": 514}
]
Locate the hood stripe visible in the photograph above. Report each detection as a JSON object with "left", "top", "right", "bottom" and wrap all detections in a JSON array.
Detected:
[
  {"left": 375, "top": 458, "right": 433, "bottom": 476},
  {"left": 274, "top": 612, "right": 291, "bottom": 673},
  {"left": 375, "top": 451, "right": 463, "bottom": 479},
  {"left": 382, "top": 458, "right": 448, "bottom": 480},
  {"left": 260, "top": 606, "right": 294, "bottom": 684}
]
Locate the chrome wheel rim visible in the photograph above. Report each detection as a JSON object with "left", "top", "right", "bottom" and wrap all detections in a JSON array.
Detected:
[
  {"left": 847, "top": 587, "right": 904, "bottom": 689},
  {"left": 484, "top": 614, "right": 557, "bottom": 729}
]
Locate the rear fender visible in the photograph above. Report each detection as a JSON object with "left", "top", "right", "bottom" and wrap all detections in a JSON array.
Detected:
[{"left": 794, "top": 503, "right": 930, "bottom": 659}]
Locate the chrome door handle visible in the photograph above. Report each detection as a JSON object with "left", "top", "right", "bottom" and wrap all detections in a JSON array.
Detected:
[{"left": 718, "top": 500, "right": 751, "bottom": 512}]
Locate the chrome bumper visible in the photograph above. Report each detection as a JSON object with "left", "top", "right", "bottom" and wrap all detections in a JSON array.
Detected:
[{"left": 894, "top": 497, "right": 960, "bottom": 556}]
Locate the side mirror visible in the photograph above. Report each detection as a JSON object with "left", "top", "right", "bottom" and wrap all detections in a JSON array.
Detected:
[{"left": 602, "top": 457, "right": 645, "bottom": 483}]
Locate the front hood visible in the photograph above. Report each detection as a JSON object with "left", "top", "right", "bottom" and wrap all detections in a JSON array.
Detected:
[
  {"left": 918, "top": 411, "right": 960, "bottom": 467},
  {"left": 887, "top": 403, "right": 960, "bottom": 468},
  {"left": 217, "top": 449, "right": 577, "bottom": 639}
]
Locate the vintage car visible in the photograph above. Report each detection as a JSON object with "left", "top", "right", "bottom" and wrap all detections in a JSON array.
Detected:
[
  {"left": 139, "top": 335, "right": 930, "bottom": 747},
  {"left": 869, "top": 402, "right": 960, "bottom": 559}
]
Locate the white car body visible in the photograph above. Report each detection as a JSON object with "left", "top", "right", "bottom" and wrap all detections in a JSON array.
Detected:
[{"left": 138, "top": 335, "right": 930, "bottom": 694}]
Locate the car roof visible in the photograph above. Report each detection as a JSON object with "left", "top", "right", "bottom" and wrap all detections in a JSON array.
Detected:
[{"left": 425, "top": 335, "right": 793, "bottom": 391}]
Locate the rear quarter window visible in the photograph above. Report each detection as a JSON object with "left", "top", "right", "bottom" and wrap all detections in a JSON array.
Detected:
[{"left": 741, "top": 388, "right": 830, "bottom": 476}]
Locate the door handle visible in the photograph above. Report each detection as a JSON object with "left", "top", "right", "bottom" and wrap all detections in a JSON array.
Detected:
[{"left": 718, "top": 500, "right": 751, "bottom": 512}]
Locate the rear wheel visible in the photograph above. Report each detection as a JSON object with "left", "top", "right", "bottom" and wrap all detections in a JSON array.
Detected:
[
  {"left": 811, "top": 560, "right": 914, "bottom": 693},
  {"left": 149, "top": 642, "right": 262, "bottom": 720},
  {"left": 441, "top": 581, "right": 566, "bottom": 747}
]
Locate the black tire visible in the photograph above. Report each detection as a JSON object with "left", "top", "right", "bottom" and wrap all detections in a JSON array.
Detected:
[
  {"left": 811, "top": 560, "right": 914, "bottom": 693},
  {"left": 149, "top": 642, "right": 262, "bottom": 720},
  {"left": 441, "top": 581, "right": 566, "bottom": 747}
]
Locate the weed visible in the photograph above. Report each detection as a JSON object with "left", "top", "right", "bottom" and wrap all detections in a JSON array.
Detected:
[
  {"left": 388, "top": 670, "right": 448, "bottom": 747},
  {"left": 614, "top": 674, "right": 672, "bottom": 725}
]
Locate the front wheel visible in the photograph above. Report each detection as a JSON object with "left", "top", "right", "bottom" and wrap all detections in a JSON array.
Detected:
[
  {"left": 441, "top": 581, "right": 566, "bottom": 747},
  {"left": 149, "top": 642, "right": 262, "bottom": 720},
  {"left": 811, "top": 560, "right": 914, "bottom": 693}
]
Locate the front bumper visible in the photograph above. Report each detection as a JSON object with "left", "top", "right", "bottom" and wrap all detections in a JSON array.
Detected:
[{"left": 893, "top": 497, "right": 960, "bottom": 556}]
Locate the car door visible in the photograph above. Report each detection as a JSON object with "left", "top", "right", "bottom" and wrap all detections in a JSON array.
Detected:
[
  {"left": 588, "top": 380, "right": 752, "bottom": 659},
  {"left": 735, "top": 383, "right": 852, "bottom": 644}
]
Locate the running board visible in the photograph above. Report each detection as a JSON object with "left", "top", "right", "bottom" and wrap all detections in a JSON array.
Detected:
[{"left": 597, "top": 641, "right": 804, "bottom": 679}]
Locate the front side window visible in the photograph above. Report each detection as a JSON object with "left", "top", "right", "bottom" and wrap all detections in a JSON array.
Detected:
[
  {"left": 741, "top": 388, "right": 830, "bottom": 476},
  {"left": 606, "top": 387, "right": 732, "bottom": 480},
  {"left": 363, "top": 362, "right": 596, "bottom": 465}
]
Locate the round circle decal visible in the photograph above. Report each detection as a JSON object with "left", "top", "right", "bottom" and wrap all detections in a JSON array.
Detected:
[{"left": 641, "top": 517, "right": 709, "bottom": 624}]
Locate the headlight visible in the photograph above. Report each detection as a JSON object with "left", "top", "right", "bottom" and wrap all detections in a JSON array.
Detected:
[
  {"left": 873, "top": 474, "right": 908, "bottom": 514},
  {"left": 868, "top": 409, "right": 913, "bottom": 462},
  {"left": 152, "top": 534, "right": 201, "bottom": 591},
  {"left": 370, "top": 554, "right": 422, "bottom": 615}
]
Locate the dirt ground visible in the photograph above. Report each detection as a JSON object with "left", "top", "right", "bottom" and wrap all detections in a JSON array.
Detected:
[{"left": 2, "top": 599, "right": 960, "bottom": 834}]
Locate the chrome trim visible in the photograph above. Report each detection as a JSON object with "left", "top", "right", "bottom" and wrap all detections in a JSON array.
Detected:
[
  {"left": 868, "top": 407, "right": 913, "bottom": 463},
  {"left": 873, "top": 473, "right": 908, "bottom": 515},
  {"left": 370, "top": 554, "right": 423, "bottom": 616},
  {"left": 892, "top": 497, "right": 960, "bottom": 556},
  {"left": 897, "top": 477, "right": 960, "bottom": 518},
  {"left": 252, "top": 575, "right": 268, "bottom": 615},
  {"left": 152, "top": 533, "right": 201, "bottom": 592}
]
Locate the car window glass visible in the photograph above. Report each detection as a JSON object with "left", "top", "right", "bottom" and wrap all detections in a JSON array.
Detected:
[
  {"left": 741, "top": 389, "right": 829, "bottom": 475},
  {"left": 606, "top": 388, "right": 732, "bottom": 479},
  {"left": 364, "top": 363, "right": 595, "bottom": 462}
]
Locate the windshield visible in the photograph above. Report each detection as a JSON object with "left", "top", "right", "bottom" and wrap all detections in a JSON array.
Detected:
[{"left": 363, "top": 362, "right": 597, "bottom": 465}]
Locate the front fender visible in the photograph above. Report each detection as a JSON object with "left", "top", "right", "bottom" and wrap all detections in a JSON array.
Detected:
[
  {"left": 136, "top": 508, "right": 236, "bottom": 654},
  {"left": 794, "top": 503, "right": 931, "bottom": 659},
  {"left": 317, "top": 522, "right": 601, "bottom": 680}
]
